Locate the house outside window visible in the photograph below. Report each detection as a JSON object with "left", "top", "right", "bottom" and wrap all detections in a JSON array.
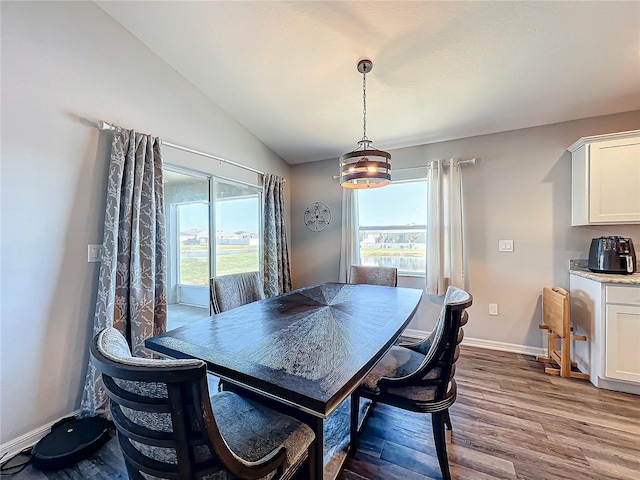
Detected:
[{"left": 357, "top": 180, "right": 427, "bottom": 275}]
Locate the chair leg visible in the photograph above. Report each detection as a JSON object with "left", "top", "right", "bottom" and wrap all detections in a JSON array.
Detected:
[
  {"left": 444, "top": 408, "right": 452, "bottom": 430},
  {"left": 349, "top": 393, "right": 360, "bottom": 455},
  {"left": 432, "top": 411, "right": 451, "bottom": 480}
]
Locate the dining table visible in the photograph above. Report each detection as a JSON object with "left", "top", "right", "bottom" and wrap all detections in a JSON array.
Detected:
[{"left": 146, "top": 282, "right": 423, "bottom": 480}]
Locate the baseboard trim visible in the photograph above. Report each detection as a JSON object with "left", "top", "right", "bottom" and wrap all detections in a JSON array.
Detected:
[
  {"left": 0, "top": 409, "right": 81, "bottom": 461},
  {"left": 402, "top": 328, "right": 546, "bottom": 357}
]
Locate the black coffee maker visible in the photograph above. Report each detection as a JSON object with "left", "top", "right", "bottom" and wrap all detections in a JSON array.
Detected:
[{"left": 588, "top": 236, "right": 637, "bottom": 274}]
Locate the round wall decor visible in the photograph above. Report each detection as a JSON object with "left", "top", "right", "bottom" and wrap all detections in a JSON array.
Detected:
[{"left": 304, "top": 201, "right": 331, "bottom": 232}]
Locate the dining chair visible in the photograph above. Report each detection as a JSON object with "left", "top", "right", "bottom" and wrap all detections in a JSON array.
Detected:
[
  {"left": 91, "top": 327, "right": 316, "bottom": 480},
  {"left": 348, "top": 265, "right": 398, "bottom": 287},
  {"left": 209, "top": 271, "right": 265, "bottom": 315},
  {"left": 350, "top": 285, "right": 472, "bottom": 480}
]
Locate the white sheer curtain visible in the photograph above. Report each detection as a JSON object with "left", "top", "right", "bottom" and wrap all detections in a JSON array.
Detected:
[
  {"left": 339, "top": 189, "right": 361, "bottom": 283},
  {"left": 426, "top": 159, "right": 467, "bottom": 295}
]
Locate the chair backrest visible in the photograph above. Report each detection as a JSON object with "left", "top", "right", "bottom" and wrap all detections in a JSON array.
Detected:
[
  {"left": 348, "top": 265, "right": 398, "bottom": 287},
  {"left": 90, "top": 327, "right": 241, "bottom": 479},
  {"left": 410, "top": 286, "right": 472, "bottom": 399},
  {"left": 209, "top": 271, "right": 265, "bottom": 314}
]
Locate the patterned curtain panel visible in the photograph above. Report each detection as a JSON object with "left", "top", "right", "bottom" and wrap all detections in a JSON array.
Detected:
[
  {"left": 81, "top": 127, "right": 167, "bottom": 417},
  {"left": 426, "top": 159, "right": 467, "bottom": 295},
  {"left": 262, "top": 173, "right": 292, "bottom": 297}
]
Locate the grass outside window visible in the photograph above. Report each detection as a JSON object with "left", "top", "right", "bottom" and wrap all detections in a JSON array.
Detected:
[{"left": 179, "top": 245, "right": 260, "bottom": 286}]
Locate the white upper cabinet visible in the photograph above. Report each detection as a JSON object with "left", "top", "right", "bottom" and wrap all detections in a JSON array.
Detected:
[{"left": 569, "top": 130, "right": 640, "bottom": 226}]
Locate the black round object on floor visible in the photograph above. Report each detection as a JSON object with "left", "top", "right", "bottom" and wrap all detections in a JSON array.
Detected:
[{"left": 32, "top": 417, "right": 111, "bottom": 470}]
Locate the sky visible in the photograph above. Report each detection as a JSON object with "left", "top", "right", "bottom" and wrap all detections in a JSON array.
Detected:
[
  {"left": 358, "top": 180, "right": 427, "bottom": 227},
  {"left": 178, "top": 198, "right": 259, "bottom": 233},
  {"left": 176, "top": 180, "right": 426, "bottom": 234}
]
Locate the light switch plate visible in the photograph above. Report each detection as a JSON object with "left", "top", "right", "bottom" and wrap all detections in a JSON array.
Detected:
[
  {"left": 88, "top": 245, "right": 104, "bottom": 263},
  {"left": 489, "top": 303, "right": 499, "bottom": 316},
  {"left": 498, "top": 240, "right": 514, "bottom": 252}
]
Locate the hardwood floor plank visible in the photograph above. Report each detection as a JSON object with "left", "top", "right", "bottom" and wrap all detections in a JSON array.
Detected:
[
  {"left": 356, "top": 434, "right": 385, "bottom": 459},
  {"left": 449, "top": 463, "right": 510, "bottom": 480},
  {"left": 339, "top": 471, "right": 370, "bottom": 480},
  {"left": 545, "top": 433, "right": 640, "bottom": 463},
  {"left": 451, "top": 401, "right": 546, "bottom": 433},
  {"left": 584, "top": 456, "right": 640, "bottom": 480},
  {"left": 447, "top": 443, "right": 516, "bottom": 480},
  {"left": 344, "top": 452, "right": 430, "bottom": 480},
  {"left": 362, "top": 413, "right": 434, "bottom": 455},
  {"left": 451, "top": 430, "right": 595, "bottom": 475},
  {"left": 479, "top": 390, "right": 640, "bottom": 436},
  {"left": 379, "top": 439, "right": 442, "bottom": 478}
]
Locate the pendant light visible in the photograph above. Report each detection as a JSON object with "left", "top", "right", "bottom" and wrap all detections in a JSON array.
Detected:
[{"left": 340, "top": 59, "right": 391, "bottom": 189}]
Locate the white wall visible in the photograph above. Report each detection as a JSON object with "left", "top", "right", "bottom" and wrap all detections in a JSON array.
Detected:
[
  {"left": 0, "top": 1, "right": 289, "bottom": 451},
  {"left": 290, "top": 111, "right": 640, "bottom": 351}
]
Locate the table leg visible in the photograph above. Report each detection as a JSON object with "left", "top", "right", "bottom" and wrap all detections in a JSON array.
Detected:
[
  {"left": 313, "top": 416, "right": 324, "bottom": 480},
  {"left": 349, "top": 393, "right": 359, "bottom": 454}
]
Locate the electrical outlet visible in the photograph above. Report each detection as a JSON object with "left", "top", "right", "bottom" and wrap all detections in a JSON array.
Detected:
[{"left": 489, "top": 303, "right": 499, "bottom": 316}]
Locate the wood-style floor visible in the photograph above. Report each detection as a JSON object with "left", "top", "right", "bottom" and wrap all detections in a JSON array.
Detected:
[
  {"left": 5, "top": 346, "right": 640, "bottom": 480},
  {"left": 340, "top": 346, "right": 640, "bottom": 480}
]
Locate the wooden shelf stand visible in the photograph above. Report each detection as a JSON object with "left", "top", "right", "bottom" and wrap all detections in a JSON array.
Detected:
[{"left": 537, "top": 287, "right": 589, "bottom": 380}]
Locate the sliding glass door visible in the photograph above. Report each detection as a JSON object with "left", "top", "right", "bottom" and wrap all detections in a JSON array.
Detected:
[{"left": 164, "top": 167, "right": 261, "bottom": 329}]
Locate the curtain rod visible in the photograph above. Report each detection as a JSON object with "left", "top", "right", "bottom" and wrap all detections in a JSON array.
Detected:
[
  {"left": 98, "top": 121, "right": 266, "bottom": 177},
  {"left": 395, "top": 158, "right": 477, "bottom": 173},
  {"left": 331, "top": 158, "right": 476, "bottom": 180}
]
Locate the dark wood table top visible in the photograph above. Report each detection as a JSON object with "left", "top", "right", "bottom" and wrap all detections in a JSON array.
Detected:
[{"left": 146, "top": 282, "right": 423, "bottom": 418}]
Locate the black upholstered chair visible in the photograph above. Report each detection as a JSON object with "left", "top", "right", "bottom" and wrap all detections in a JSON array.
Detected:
[
  {"left": 91, "top": 327, "right": 316, "bottom": 480},
  {"left": 209, "top": 271, "right": 265, "bottom": 315},
  {"left": 350, "top": 286, "right": 472, "bottom": 480},
  {"left": 348, "top": 265, "right": 398, "bottom": 287}
]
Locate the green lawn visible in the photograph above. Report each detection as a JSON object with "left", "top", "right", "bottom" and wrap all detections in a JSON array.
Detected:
[
  {"left": 180, "top": 246, "right": 422, "bottom": 286},
  {"left": 360, "top": 247, "right": 425, "bottom": 258},
  {"left": 180, "top": 244, "right": 252, "bottom": 253},
  {"left": 179, "top": 259, "right": 209, "bottom": 286},
  {"left": 180, "top": 252, "right": 259, "bottom": 286}
]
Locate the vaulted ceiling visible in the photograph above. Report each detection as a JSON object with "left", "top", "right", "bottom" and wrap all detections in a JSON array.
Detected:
[{"left": 97, "top": 1, "right": 640, "bottom": 164}]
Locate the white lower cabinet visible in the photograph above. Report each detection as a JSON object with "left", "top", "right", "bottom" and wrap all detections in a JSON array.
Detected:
[
  {"left": 570, "top": 275, "right": 640, "bottom": 395},
  {"left": 605, "top": 303, "right": 640, "bottom": 382}
]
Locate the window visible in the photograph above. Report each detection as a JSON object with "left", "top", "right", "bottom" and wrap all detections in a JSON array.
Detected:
[{"left": 357, "top": 180, "right": 427, "bottom": 275}]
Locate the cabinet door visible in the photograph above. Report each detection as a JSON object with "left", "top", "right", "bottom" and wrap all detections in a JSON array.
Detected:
[
  {"left": 605, "top": 304, "right": 640, "bottom": 383},
  {"left": 589, "top": 137, "right": 640, "bottom": 223}
]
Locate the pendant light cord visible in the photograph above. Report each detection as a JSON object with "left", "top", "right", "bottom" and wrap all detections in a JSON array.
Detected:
[{"left": 362, "top": 67, "right": 368, "bottom": 142}]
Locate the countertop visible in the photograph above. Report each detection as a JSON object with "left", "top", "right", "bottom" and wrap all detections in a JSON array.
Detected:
[{"left": 569, "top": 260, "right": 640, "bottom": 285}]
